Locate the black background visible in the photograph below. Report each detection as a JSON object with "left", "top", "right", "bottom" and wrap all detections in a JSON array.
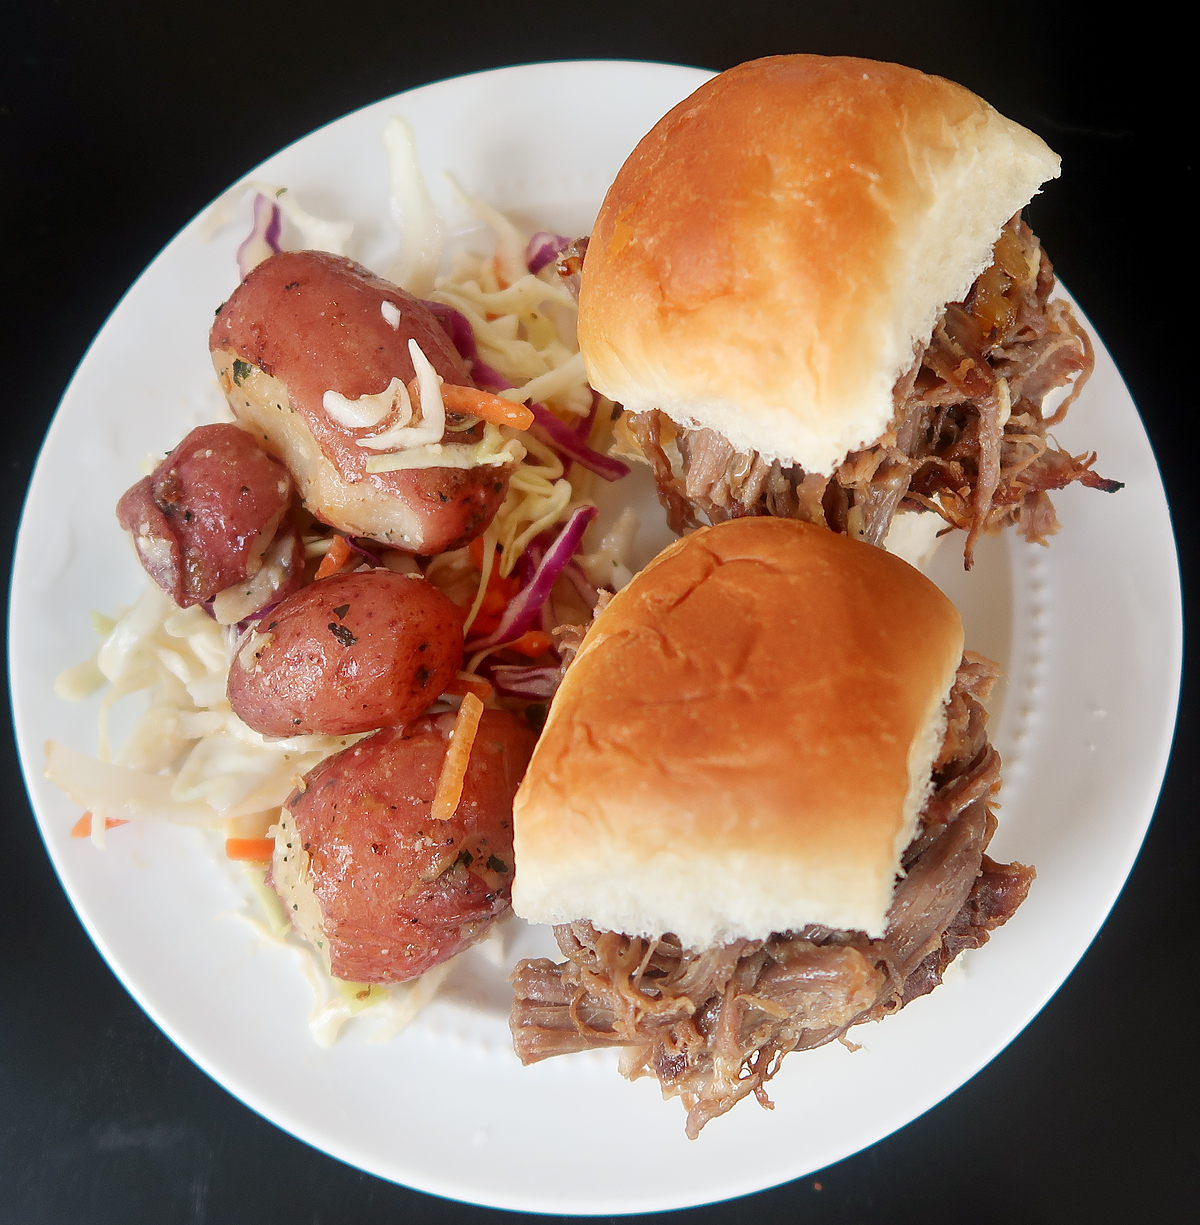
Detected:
[{"left": 3, "top": 4, "right": 1195, "bottom": 1223}]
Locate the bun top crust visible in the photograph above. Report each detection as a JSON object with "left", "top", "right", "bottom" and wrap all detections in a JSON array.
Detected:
[
  {"left": 511, "top": 519, "right": 965, "bottom": 947},
  {"left": 578, "top": 55, "right": 1060, "bottom": 475}
]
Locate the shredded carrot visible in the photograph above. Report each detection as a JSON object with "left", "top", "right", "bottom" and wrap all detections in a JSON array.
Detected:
[
  {"left": 468, "top": 588, "right": 508, "bottom": 639},
  {"left": 441, "top": 384, "right": 534, "bottom": 431},
  {"left": 468, "top": 536, "right": 492, "bottom": 569},
  {"left": 431, "top": 693, "right": 484, "bottom": 821},
  {"left": 315, "top": 534, "right": 353, "bottom": 579},
  {"left": 465, "top": 536, "right": 520, "bottom": 638},
  {"left": 225, "top": 837, "right": 276, "bottom": 862},
  {"left": 444, "top": 672, "right": 495, "bottom": 701},
  {"left": 504, "top": 630, "right": 554, "bottom": 658},
  {"left": 71, "top": 812, "right": 128, "bottom": 838}
]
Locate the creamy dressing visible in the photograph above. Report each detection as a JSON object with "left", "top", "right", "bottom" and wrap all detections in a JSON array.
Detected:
[{"left": 322, "top": 378, "right": 408, "bottom": 430}]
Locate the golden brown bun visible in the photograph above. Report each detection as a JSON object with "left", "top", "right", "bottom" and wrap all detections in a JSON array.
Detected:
[
  {"left": 511, "top": 519, "right": 964, "bottom": 946},
  {"left": 578, "top": 55, "right": 1060, "bottom": 475}
]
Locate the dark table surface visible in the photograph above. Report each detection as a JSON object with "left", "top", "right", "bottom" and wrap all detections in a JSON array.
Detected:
[{"left": 3, "top": 4, "right": 1194, "bottom": 1223}]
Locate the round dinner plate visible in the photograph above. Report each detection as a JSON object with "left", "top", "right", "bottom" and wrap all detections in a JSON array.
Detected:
[{"left": 9, "top": 61, "right": 1182, "bottom": 1215}]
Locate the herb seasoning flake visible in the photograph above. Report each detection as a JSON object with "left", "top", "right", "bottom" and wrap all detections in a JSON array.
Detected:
[{"left": 328, "top": 622, "right": 357, "bottom": 647}]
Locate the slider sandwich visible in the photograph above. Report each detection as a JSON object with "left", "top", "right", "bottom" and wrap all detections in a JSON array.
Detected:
[
  {"left": 509, "top": 518, "right": 1032, "bottom": 1136},
  {"left": 576, "top": 55, "right": 1120, "bottom": 567}
]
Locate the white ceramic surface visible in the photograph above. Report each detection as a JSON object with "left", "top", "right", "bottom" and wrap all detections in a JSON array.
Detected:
[{"left": 9, "top": 61, "right": 1181, "bottom": 1215}]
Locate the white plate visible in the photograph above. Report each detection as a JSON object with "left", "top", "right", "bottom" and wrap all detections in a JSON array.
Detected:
[{"left": 9, "top": 61, "right": 1182, "bottom": 1215}]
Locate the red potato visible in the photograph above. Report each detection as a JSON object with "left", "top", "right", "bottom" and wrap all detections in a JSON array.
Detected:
[
  {"left": 228, "top": 570, "right": 464, "bottom": 736},
  {"left": 209, "top": 251, "right": 512, "bottom": 554},
  {"left": 115, "top": 423, "right": 295, "bottom": 608},
  {"left": 273, "top": 711, "right": 537, "bottom": 983}
]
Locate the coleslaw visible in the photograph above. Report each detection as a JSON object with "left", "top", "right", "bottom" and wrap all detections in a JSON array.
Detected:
[{"left": 46, "top": 118, "right": 637, "bottom": 1044}]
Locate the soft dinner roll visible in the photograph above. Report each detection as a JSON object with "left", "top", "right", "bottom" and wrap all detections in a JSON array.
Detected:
[
  {"left": 511, "top": 518, "right": 965, "bottom": 948},
  {"left": 578, "top": 54, "right": 1060, "bottom": 476}
]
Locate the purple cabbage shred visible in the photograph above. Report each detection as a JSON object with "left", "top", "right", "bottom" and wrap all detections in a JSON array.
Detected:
[
  {"left": 421, "top": 300, "right": 478, "bottom": 362},
  {"left": 468, "top": 505, "right": 597, "bottom": 651},
  {"left": 236, "top": 193, "right": 282, "bottom": 281},
  {"left": 486, "top": 664, "right": 562, "bottom": 700},
  {"left": 525, "top": 232, "right": 571, "bottom": 276}
]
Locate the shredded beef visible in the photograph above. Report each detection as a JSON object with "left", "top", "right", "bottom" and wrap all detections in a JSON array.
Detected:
[
  {"left": 555, "top": 237, "right": 588, "bottom": 301},
  {"left": 509, "top": 654, "right": 1034, "bottom": 1137},
  {"left": 619, "top": 216, "right": 1120, "bottom": 568}
]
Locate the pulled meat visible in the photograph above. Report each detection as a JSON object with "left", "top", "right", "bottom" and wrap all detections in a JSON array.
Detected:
[
  {"left": 622, "top": 217, "right": 1120, "bottom": 568},
  {"left": 554, "top": 237, "right": 588, "bottom": 301},
  {"left": 509, "top": 654, "right": 1034, "bottom": 1137}
]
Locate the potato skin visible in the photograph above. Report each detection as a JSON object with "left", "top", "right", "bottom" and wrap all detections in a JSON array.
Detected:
[
  {"left": 228, "top": 571, "right": 463, "bottom": 736},
  {"left": 281, "top": 711, "right": 537, "bottom": 983}
]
